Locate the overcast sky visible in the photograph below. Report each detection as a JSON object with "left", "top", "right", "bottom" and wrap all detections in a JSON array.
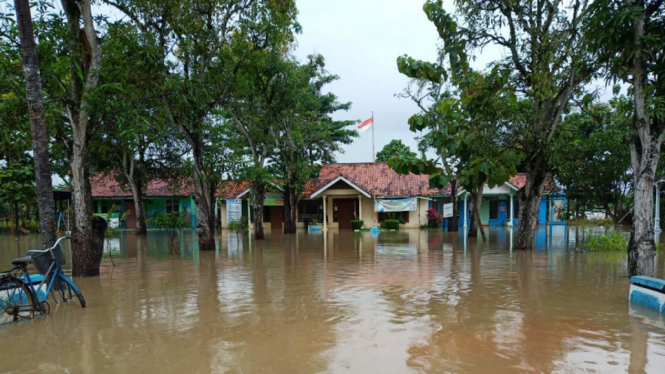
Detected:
[
  {"left": 292, "top": 0, "right": 441, "bottom": 163},
  {"left": 69, "top": 0, "right": 616, "bottom": 168}
]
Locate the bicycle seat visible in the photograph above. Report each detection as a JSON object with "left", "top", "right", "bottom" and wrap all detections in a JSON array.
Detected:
[{"left": 11, "top": 256, "right": 32, "bottom": 267}]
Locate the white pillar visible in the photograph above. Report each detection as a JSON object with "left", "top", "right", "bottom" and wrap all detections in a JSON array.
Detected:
[
  {"left": 358, "top": 194, "right": 362, "bottom": 226},
  {"left": 656, "top": 184, "right": 661, "bottom": 232},
  {"left": 463, "top": 193, "right": 468, "bottom": 228},
  {"left": 323, "top": 195, "right": 328, "bottom": 231},
  {"left": 246, "top": 198, "right": 252, "bottom": 231},
  {"left": 508, "top": 194, "right": 514, "bottom": 227}
]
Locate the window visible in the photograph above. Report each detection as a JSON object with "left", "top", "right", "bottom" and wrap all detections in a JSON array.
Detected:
[
  {"left": 100, "top": 201, "right": 109, "bottom": 214},
  {"left": 165, "top": 199, "right": 180, "bottom": 213},
  {"left": 489, "top": 200, "right": 499, "bottom": 220},
  {"left": 378, "top": 211, "right": 409, "bottom": 223},
  {"left": 298, "top": 201, "right": 320, "bottom": 222}
]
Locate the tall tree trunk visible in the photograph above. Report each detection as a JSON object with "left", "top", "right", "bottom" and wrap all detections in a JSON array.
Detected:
[
  {"left": 61, "top": 0, "right": 104, "bottom": 276},
  {"left": 468, "top": 188, "right": 486, "bottom": 241},
  {"left": 70, "top": 148, "right": 98, "bottom": 276},
  {"left": 448, "top": 178, "right": 458, "bottom": 232},
  {"left": 283, "top": 185, "right": 298, "bottom": 234},
  {"left": 191, "top": 143, "right": 216, "bottom": 251},
  {"left": 121, "top": 153, "right": 147, "bottom": 235},
  {"left": 9, "top": 197, "right": 16, "bottom": 236},
  {"left": 15, "top": 0, "right": 57, "bottom": 248},
  {"left": 515, "top": 169, "right": 550, "bottom": 250},
  {"left": 626, "top": 3, "right": 659, "bottom": 276},
  {"left": 251, "top": 185, "right": 267, "bottom": 240}
]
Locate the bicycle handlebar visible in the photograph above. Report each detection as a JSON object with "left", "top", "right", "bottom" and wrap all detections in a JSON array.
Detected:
[{"left": 28, "top": 236, "right": 72, "bottom": 255}]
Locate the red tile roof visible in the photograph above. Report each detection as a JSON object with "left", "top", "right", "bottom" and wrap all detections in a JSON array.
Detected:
[
  {"left": 302, "top": 162, "right": 450, "bottom": 198},
  {"left": 507, "top": 174, "right": 527, "bottom": 189},
  {"left": 89, "top": 173, "right": 193, "bottom": 198},
  {"left": 89, "top": 166, "right": 543, "bottom": 200},
  {"left": 216, "top": 181, "right": 251, "bottom": 198}
]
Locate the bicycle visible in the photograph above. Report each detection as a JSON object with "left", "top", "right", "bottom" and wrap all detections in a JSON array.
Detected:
[{"left": 0, "top": 236, "right": 85, "bottom": 323}]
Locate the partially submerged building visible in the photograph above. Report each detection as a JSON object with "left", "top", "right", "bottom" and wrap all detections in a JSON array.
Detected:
[
  {"left": 89, "top": 173, "right": 197, "bottom": 229},
  {"left": 430, "top": 174, "right": 566, "bottom": 227},
  {"left": 88, "top": 163, "right": 565, "bottom": 231}
]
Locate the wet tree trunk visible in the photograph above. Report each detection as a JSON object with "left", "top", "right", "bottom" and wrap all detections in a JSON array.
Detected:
[
  {"left": 283, "top": 185, "right": 298, "bottom": 234},
  {"left": 449, "top": 178, "right": 458, "bottom": 232},
  {"left": 515, "top": 168, "right": 551, "bottom": 250},
  {"left": 468, "top": 188, "right": 486, "bottom": 241},
  {"left": 121, "top": 153, "right": 147, "bottom": 235},
  {"left": 191, "top": 140, "right": 216, "bottom": 251},
  {"left": 251, "top": 185, "right": 267, "bottom": 240},
  {"left": 73, "top": 215, "right": 107, "bottom": 277},
  {"left": 61, "top": 0, "right": 104, "bottom": 276},
  {"left": 626, "top": 5, "right": 660, "bottom": 276},
  {"left": 15, "top": 0, "right": 57, "bottom": 248}
]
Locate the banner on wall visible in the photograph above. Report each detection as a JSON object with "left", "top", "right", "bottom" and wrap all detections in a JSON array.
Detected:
[
  {"left": 227, "top": 199, "right": 242, "bottom": 222},
  {"left": 374, "top": 197, "right": 417, "bottom": 212},
  {"left": 442, "top": 203, "right": 453, "bottom": 218},
  {"left": 264, "top": 196, "right": 284, "bottom": 206}
]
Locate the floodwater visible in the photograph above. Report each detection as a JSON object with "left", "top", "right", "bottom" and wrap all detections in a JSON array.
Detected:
[{"left": 1, "top": 226, "right": 665, "bottom": 374}]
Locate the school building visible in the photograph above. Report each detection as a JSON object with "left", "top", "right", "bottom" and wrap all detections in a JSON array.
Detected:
[{"left": 89, "top": 163, "right": 565, "bottom": 231}]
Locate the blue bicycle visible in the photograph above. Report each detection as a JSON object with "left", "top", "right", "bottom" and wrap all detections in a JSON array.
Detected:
[{"left": 0, "top": 236, "right": 85, "bottom": 323}]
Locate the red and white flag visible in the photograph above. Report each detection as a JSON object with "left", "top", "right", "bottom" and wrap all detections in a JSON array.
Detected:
[{"left": 358, "top": 117, "right": 373, "bottom": 133}]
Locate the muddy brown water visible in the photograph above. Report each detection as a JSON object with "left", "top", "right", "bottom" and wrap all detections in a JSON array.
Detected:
[{"left": 0, "top": 227, "right": 664, "bottom": 373}]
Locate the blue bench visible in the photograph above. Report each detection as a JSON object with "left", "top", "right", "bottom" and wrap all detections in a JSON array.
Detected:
[{"left": 630, "top": 276, "right": 665, "bottom": 313}]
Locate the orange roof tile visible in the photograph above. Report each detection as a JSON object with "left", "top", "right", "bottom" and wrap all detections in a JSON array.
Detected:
[
  {"left": 89, "top": 172, "right": 193, "bottom": 198},
  {"left": 302, "top": 162, "right": 450, "bottom": 198}
]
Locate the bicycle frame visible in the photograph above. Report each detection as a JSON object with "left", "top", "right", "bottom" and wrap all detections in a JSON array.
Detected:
[
  {"left": 20, "top": 260, "right": 81, "bottom": 304},
  {"left": 18, "top": 236, "right": 83, "bottom": 305}
]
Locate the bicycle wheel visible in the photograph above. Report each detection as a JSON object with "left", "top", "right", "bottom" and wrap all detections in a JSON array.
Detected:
[
  {"left": 56, "top": 273, "right": 86, "bottom": 308},
  {"left": 0, "top": 277, "right": 36, "bottom": 322}
]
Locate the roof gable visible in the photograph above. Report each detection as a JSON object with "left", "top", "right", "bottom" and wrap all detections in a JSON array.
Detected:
[{"left": 303, "top": 163, "right": 450, "bottom": 198}]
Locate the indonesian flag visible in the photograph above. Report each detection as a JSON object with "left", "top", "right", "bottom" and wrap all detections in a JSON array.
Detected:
[{"left": 358, "top": 117, "right": 373, "bottom": 133}]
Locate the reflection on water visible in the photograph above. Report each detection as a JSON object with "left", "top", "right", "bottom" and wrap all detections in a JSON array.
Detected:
[{"left": 0, "top": 227, "right": 664, "bottom": 373}]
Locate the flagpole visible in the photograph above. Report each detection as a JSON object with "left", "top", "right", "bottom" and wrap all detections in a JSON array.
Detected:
[
  {"left": 372, "top": 111, "right": 375, "bottom": 163},
  {"left": 372, "top": 111, "right": 376, "bottom": 227}
]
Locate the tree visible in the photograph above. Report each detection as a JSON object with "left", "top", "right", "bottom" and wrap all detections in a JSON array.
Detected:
[
  {"left": 56, "top": 0, "right": 105, "bottom": 276},
  {"left": 434, "top": 0, "right": 600, "bottom": 249},
  {"left": 586, "top": 0, "right": 665, "bottom": 275},
  {"left": 376, "top": 140, "right": 416, "bottom": 162},
  {"left": 229, "top": 51, "right": 285, "bottom": 240},
  {"left": 556, "top": 95, "right": 633, "bottom": 225},
  {"left": 270, "top": 55, "right": 355, "bottom": 234},
  {"left": 107, "top": 0, "right": 298, "bottom": 248},
  {"left": 0, "top": 30, "right": 34, "bottom": 235},
  {"left": 91, "top": 21, "right": 186, "bottom": 235},
  {"left": 14, "top": 0, "right": 56, "bottom": 248},
  {"left": 392, "top": 2, "right": 520, "bottom": 239}
]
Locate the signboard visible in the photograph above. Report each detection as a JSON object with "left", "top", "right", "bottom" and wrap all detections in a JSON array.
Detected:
[
  {"left": 374, "top": 197, "right": 417, "bottom": 212},
  {"left": 264, "top": 196, "right": 284, "bottom": 206},
  {"left": 443, "top": 203, "right": 453, "bottom": 218},
  {"left": 226, "top": 199, "right": 242, "bottom": 222}
]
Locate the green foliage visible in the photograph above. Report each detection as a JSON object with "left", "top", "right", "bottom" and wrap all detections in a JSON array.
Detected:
[
  {"left": 376, "top": 140, "right": 417, "bottom": 163},
  {"left": 267, "top": 54, "right": 356, "bottom": 214},
  {"left": 147, "top": 212, "right": 188, "bottom": 244},
  {"left": 581, "top": 229, "right": 628, "bottom": 252},
  {"left": 228, "top": 217, "right": 249, "bottom": 235},
  {"left": 556, "top": 96, "right": 633, "bottom": 224},
  {"left": 350, "top": 220, "right": 364, "bottom": 230},
  {"left": 383, "top": 220, "right": 400, "bottom": 230}
]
